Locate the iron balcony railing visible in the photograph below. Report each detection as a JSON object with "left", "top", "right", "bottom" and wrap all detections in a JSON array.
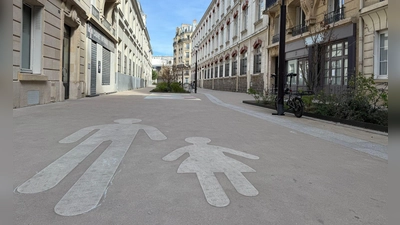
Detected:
[
  {"left": 102, "top": 19, "right": 111, "bottom": 31},
  {"left": 91, "top": 5, "right": 100, "bottom": 20},
  {"left": 324, "top": 6, "right": 345, "bottom": 25},
  {"left": 272, "top": 34, "right": 279, "bottom": 44},
  {"left": 292, "top": 24, "right": 308, "bottom": 36}
]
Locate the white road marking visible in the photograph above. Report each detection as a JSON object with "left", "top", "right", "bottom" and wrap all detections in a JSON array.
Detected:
[
  {"left": 17, "top": 119, "right": 167, "bottom": 216},
  {"left": 144, "top": 93, "right": 200, "bottom": 100},
  {"left": 163, "top": 137, "right": 259, "bottom": 207}
]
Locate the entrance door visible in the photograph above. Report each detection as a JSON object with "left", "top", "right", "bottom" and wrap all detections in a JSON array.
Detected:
[{"left": 62, "top": 25, "right": 71, "bottom": 99}]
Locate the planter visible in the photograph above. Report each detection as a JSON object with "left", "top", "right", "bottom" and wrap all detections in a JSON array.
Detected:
[{"left": 242, "top": 100, "right": 388, "bottom": 133}]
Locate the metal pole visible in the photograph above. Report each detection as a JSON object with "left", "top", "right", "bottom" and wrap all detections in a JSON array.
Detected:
[
  {"left": 195, "top": 49, "right": 198, "bottom": 93},
  {"left": 274, "top": 0, "right": 286, "bottom": 115},
  {"left": 182, "top": 66, "right": 184, "bottom": 88}
]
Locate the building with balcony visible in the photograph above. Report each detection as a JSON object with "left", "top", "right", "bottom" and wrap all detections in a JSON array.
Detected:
[
  {"left": 264, "top": 0, "right": 361, "bottom": 94},
  {"left": 115, "top": 0, "right": 153, "bottom": 91},
  {"left": 359, "top": 0, "right": 388, "bottom": 82},
  {"left": 173, "top": 20, "right": 197, "bottom": 84},
  {"left": 12, "top": 0, "right": 151, "bottom": 108},
  {"left": 191, "top": 0, "right": 269, "bottom": 93}
]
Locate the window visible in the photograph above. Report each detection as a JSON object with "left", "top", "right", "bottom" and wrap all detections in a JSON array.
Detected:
[
  {"left": 242, "top": 7, "right": 248, "bottom": 31},
  {"left": 220, "top": 29, "right": 224, "bottom": 46},
  {"left": 375, "top": 30, "right": 388, "bottom": 79},
  {"left": 257, "top": 0, "right": 265, "bottom": 20},
  {"left": 225, "top": 61, "right": 230, "bottom": 77},
  {"left": 240, "top": 54, "right": 247, "bottom": 75},
  {"left": 215, "top": 66, "right": 218, "bottom": 78},
  {"left": 325, "top": 0, "right": 345, "bottom": 24},
  {"left": 219, "top": 64, "right": 223, "bottom": 77},
  {"left": 186, "top": 52, "right": 189, "bottom": 58},
  {"left": 227, "top": 23, "right": 231, "bottom": 40},
  {"left": 254, "top": 48, "right": 262, "bottom": 73},
  {"left": 210, "top": 67, "right": 213, "bottom": 78},
  {"left": 324, "top": 40, "right": 349, "bottom": 86},
  {"left": 21, "top": 3, "right": 43, "bottom": 73},
  {"left": 232, "top": 59, "right": 238, "bottom": 76},
  {"left": 297, "top": 58, "right": 308, "bottom": 87},
  {"left": 233, "top": 17, "right": 238, "bottom": 37},
  {"left": 186, "top": 43, "right": 190, "bottom": 49},
  {"left": 129, "top": 59, "right": 132, "bottom": 75},
  {"left": 118, "top": 51, "right": 121, "bottom": 72},
  {"left": 287, "top": 59, "right": 298, "bottom": 86},
  {"left": 124, "top": 55, "right": 127, "bottom": 74}
]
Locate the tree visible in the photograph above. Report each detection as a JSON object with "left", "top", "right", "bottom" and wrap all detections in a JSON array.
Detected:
[
  {"left": 152, "top": 70, "right": 158, "bottom": 80},
  {"left": 304, "top": 21, "right": 337, "bottom": 93},
  {"left": 159, "top": 65, "right": 178, "bottom": 86}
]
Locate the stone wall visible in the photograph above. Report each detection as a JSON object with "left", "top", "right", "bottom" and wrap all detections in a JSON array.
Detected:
[
  {"left": 250, "top": 74, "right": 264, "bottom": 94},
  {"left": 213, "top": 77, "right": 236, "bottom": 92},
  {"left": 203, "top": 80, "right": 213, "bottom": 89},
  {"left": 238, "top": 76, "right": 248, "bottom": 93}
]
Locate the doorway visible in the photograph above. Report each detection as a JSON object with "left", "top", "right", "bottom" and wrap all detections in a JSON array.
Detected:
[{"left": 62, "top": 25, "right": 71, "bottom": 99}]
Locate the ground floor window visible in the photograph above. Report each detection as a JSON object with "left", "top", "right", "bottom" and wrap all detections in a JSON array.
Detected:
[
  {"left": 240, "top": 55, "right": 247, "bottom": 75},
  {"left": 225, "top": 62, "right": 230, "bottom": 77},
  {"left": 219, "top": 64, "right": 223, "bottom": 78},
  {"left": 215, "top": 66, "right": 218, "bottom": 78},
  {"left": 324, "top": 40, "right": 349, "bottom": 86},
  {"left": 253, "top": 48, "right": 261, "bottom": 73},
  {"left": 232, "top": 60, "right": 237, "bottom": 76}
]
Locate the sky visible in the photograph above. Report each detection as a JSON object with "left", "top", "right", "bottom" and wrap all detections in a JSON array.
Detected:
[{"left": 140, "top": 0, "right": 211, "bottom": 56}]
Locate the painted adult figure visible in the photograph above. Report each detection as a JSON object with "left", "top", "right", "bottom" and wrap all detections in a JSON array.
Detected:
[
  {"left": 17, "top": 118, "right": 167, "bottom": 216},
  {"left": 163, "top": 137, "right": 259, "bottom": 207}
]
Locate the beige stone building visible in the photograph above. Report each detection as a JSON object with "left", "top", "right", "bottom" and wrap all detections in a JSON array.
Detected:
[
  {"left": 191, "top": 0, "right": 269, "bottom": 93},
  {"left": 116, "top": 0, "right": 153, "bottom": 91},
  {"left": 173, "top": 21, "right": 197, "bottom": 84},
  {"left": 13, "top": 0, "right": 152, "bottom": 108},
  {"left": 359, "top": 0, "right": 388, "bottom": 82},
  {"left": 263, "top": 0, "right": 387, "bottom": 95}
]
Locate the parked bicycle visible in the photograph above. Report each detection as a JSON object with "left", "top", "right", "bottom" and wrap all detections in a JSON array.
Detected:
[{"left": 274, "top": 73, "right": 304, "bottom": 118}]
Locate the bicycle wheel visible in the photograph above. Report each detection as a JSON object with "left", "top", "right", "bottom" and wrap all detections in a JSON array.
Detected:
[{"left": 293, "top": 98, "right": 304, "bottom": 118}]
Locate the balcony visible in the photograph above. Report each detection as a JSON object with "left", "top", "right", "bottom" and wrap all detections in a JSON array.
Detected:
[
  {"left": 324, "top": 7, "right": 345, "bottom": 25},
  {"left": 91, "top": 5, "right": 100, "bottom": 20},
  {"left": 292, "top": 24, "right": 308, "bottom": 36},
  {"left": 272, "top": 34, "right": 279, "bottom": 44},
  {"left": 102, "top": 18, "right": 111, "bottom": 31}
]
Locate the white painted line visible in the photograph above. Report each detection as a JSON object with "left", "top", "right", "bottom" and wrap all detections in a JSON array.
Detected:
[{"left": 163, "top": 137, "right": 259, "bottom": 207}]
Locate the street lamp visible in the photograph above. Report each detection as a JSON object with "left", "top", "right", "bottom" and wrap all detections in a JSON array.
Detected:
[{"left": 194, "top": 45, "right": 199, "bottom": 93}]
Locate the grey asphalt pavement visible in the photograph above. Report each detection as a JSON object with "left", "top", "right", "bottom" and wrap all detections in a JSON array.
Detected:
[{"left": 13, "top": 87, "right": 388, "bottom": 225}]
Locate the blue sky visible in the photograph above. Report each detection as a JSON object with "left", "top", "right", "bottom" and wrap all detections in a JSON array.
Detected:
[{"left": 140, "top": 0, "right": 210, "bottom": 56}]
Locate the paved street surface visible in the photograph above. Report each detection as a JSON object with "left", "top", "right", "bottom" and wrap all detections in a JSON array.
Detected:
[{"left": 13, "top": 87, "right": 388, "bottom": 225}]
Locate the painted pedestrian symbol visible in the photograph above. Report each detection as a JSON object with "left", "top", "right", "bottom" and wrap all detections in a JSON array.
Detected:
[
  {"left": 17, "top": 119, "right": 167, "bottom": 216},
  {"left": 162, "top": 137, "right": 259, "bottom": 207}
]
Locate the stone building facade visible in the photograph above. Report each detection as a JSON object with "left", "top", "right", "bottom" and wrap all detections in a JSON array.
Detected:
[
  {"left": 264, "top": 0, "right": 377, "bottom": 95},
  {"left": 12, "top": 0, "right": 152, "bottom": 108},
  {"left": 115, "top": 0, "right": 153, "bottom": 92},
  {"left": 191, "top": 0, "right": 269, "bottom": 93},
  {"left": 173, "top": 21, "right": 197, "bottom": 84},
  {"left": 359, "top": 0, "right": 388, "bottom": 82}
]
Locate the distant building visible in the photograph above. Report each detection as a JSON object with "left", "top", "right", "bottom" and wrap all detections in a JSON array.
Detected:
[
  {"left": 173, "top": 20, "right": 197, "bottom": 84},
  {"left": 191, "top": 0, "right": 269, "bottom": 93},
  {"left": 152, "top": 56, "right": 174, "bottom": 72}
]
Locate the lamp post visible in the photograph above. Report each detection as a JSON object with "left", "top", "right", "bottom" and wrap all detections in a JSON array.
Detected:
[
  {"left": 270, "top": 0, "right": 286, "bottom": 116},
  {"left": 194, "top": 45, "right": 198, "bottom": 93}
]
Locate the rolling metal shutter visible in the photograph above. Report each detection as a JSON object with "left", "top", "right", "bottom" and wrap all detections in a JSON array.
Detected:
[
  {"left": 90, "top": 41, "right": 97, "bottom": 95},
  {"left": 102, "top": 48, "right": 111, "bottom": 85}
]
